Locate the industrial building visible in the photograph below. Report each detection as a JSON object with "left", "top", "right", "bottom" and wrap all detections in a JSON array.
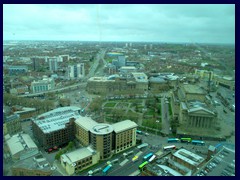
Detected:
[
  {"left": 32, "top": 106, "right": 81, "bottom": 150},
  {"left": 5, "top": 133, "right": 39, "bottom": 161},
  {"left": 11, "top": 153, "right": 56, "bottom": 176}
]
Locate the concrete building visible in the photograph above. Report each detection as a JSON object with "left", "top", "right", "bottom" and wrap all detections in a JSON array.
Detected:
[
  {"left": 10, "top": 85, "right": 29, "bottom": 95},
  {"left": 67, "top": 63, "right": 85, "bottom": 79},
  {"left": 213, "top": 75, "right": 235, "bottom": 90},
  {"left": 171, "top": 148, "right": 205, "bottom": 173},
  {"left": 112, "top": 120, "right": 137, "bottom": 153},
  {"left": 32, "top": 106, "right": 81, "bottom": 150},
  {"left": 3, "top": 114, "right": 22, "bottom": 136},
  {"left": 75, "top": 118, "right": 137, "bottom": 159},
  {"left": 31, "top": 76, "right": 55, "bottom": 93},
  {"left": 179, "top": 101, "right": 217, "bottom": 130},
  {"left": 178, "top": 84, "right": 206, "bottom": 102},
  {"left": 87, "top": 73, "right": 148, "bottom": 95},
  {"left": 75, "top": 117, "right": 98, "bottom": 146},
  {"left": 90, "top": 124, "right": 114, "bottom": 159},
  {"left": 13, "top": 107, "right": 37, "bottom": 121},
  {"left": 149, "top": 76, "right": 169, "bottom": 92},
  {"left": 131, "top": 72, "right": 148, "bottom": 92},
  {"left": 142, "top": 148, "right": 205, "bottom": 176},
  {"left": 60, "top": 55, "right": 69, "bottom": 62},
  {"left": 8, "top": 66, "right": 28, "bottom": 75},
  {"left": 119, "top": 66, "right": 137, "bottom": 75},
  {"left": 61, "top": 147, "right": 100, "bottom": 175},
  {"left": 5, "top": 133, "right": 39, "bottom": 161},
  {"left": 32, "top": 57, "right": 44, "bottom": 71},
  {"left": 195, "top": 69, "right": 213, "bottom": 81},
  {"left": 11, "top": 153, "right": 54, "bottom": 176},
  {"left": 49, "top": 57, "right": 58, "bottom": 72}
]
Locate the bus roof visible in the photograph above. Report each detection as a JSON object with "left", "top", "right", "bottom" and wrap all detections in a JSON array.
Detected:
[{"left": 139, "top": 161, "right": 148, "bottom": 168}]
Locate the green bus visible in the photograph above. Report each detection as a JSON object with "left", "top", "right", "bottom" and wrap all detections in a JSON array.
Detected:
[
  {"left": 180, "top": 137, "right": 192, "bottom": 143},
  {"left": 139, "top": 161, "right": 148, "bottom": 170}
]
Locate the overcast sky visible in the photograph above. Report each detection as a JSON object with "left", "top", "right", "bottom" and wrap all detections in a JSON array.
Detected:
[{"left": 3, "top": 4, "right": 235, "bottom": 44}]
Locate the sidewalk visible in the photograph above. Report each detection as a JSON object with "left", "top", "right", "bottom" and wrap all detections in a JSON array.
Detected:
[{"left": 53, "top": 160, "right": 69, "bottom": 176}]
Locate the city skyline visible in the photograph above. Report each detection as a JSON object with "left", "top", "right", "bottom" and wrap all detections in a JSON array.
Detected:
[{"left": 3, "top": 4, "right": 235, "bottom": 44}]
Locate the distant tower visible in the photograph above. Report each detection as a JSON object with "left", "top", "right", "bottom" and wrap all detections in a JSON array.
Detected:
[
  {"left": 49, "top": 58, "right": 58, "bottom": 72},
  {"left": 144, "top": 45, "right": 147, "bottom": 50},
  {"left": 125, "top": 43, "right": 128, "bottom": 48},
  {"left": 118, "top": 55, "right": 126, "bottom": 67},
  {"left": 150, "top": 44, "right": 153, "bottom": 50},
  {"left": 129, "top": 42, "right": 132, "bottom": 48},
  {"left": 32, "top": 57, "right": 40, "bottom": 71},
  {"left": 67, "top": 63, "right": 85, "bottom": 79}
]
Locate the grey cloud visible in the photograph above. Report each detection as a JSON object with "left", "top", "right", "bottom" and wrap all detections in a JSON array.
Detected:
[{"left": 3, "top": 4, "right": 235, "bottom": 43}]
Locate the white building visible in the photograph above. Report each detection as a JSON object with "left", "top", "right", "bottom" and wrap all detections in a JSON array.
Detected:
[
  {"left": 5, "top": 133, "right": 39, "bottom": 161},
  {"left": 67, "top": 63, "right": 85, "bottom": 79},
  {"left": 31, "top": 76, "right": 55, "bottom": 93}
]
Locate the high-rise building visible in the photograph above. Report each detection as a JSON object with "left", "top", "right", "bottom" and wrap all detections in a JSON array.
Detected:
[
  {"left": 67, "top": 63, "right": 85, "bottom": 79},
  {"left": 90, "top": 124, "right": 114, "bottom": 159},
  {"left": 32, "top": 57, "right": 40, "bottom": 71},
  {"left": 49, "top": 58, "right": 58, "bottom": 72}
]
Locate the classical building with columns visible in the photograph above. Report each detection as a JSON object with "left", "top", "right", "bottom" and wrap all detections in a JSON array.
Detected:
[{"left": 179, "top": 101, "right": 217, "bottom": 129}]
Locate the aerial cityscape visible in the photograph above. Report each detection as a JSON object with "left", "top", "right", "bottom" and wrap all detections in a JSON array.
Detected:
[{"left": 3, "top": 4, "right": 235, "bottom": 176}]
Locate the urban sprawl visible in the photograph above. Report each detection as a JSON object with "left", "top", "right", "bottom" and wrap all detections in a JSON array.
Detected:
[{"left": 3, "top": 41, "right": 235, "bottom": 176}]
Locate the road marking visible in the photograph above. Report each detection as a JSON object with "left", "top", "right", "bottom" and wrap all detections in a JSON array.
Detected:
[
  {"left": 135, "top": 151, "right": 143, "bottom": 157},
  {"left": 120, "top": 159, "right": 129, "bottom": 166}
]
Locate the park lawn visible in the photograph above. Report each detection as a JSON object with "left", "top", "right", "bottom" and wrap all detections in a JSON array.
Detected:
[{"left": 104, "top": 102, "right": 117, "bottom": 108}]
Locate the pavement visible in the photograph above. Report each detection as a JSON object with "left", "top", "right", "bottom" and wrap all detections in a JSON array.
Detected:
[{"left": 53, "top": 160, "right": 69, "bottom": 176}]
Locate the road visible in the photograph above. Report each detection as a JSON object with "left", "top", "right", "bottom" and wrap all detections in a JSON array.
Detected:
[
  {"left": 18, "top": 83, "right": 87, "bottom": 98},
  {"left": 161, "top": 95, "right": 170, "bottom": 135}
]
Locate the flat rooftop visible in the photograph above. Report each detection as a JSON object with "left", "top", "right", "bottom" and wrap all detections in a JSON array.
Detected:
[
  {"left": 132, "top": 72, "right": 148, "bottom": 83},
  {"left": 34, "top": 106, "right": 81, "bottom": 133},
  {"left": 173, "top": 148, "right": 204, "bottom": 167},
  {"left": 182, "top": 84, "right": 205, "bottom": 94},
  {"left": 88, "top": 76, "right": 114, "bottom": 82},
  {"left": 112, "top": 120, "right": 138, "bottom": 133},
  {"left": 90, "top": 124, "right": 114, "bottom": 135},
  {"left": 61, "top": 147, "right": 95, "bottom": 164},
  {"left": 75, "top": 117, "right": 98, "bottom": 131},
  {"left": 7, "top": 133, "right": 38, "bottom": 156}
]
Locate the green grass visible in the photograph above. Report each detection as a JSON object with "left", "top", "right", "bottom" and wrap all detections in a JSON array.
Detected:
[
  {"left": 104, "top": 102, "right": 116, "bottom": 108},
  {"left": 142, "top": 119, "right": 162, "bottom": 129}
]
